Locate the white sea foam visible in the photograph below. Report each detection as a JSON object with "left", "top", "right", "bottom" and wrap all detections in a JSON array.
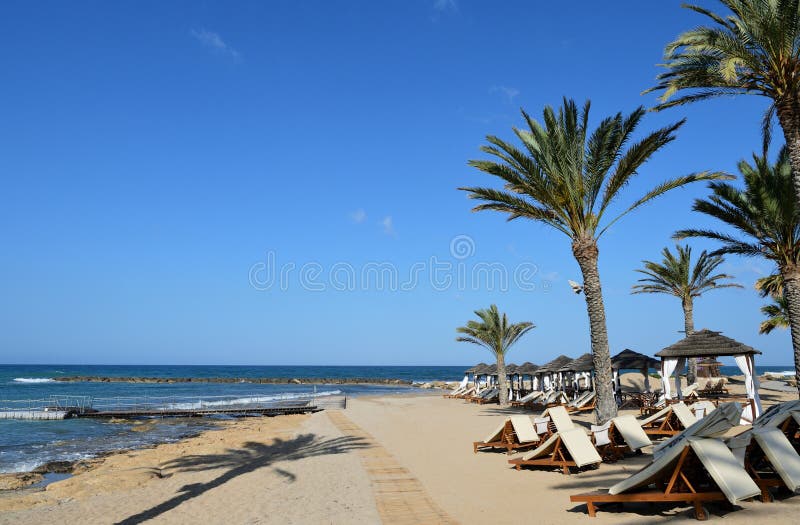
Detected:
[
  {"left": 163, "top": 390, "right": 342, "bottom": 410},
  {"left": 12, "top": 378, "right": 55, "bottom": 383}
]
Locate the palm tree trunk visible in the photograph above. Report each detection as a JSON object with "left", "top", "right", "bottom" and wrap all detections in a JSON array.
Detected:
[
  {"left": 776, "top": 101, "right": 800, "bottom": 209},
  {"left": 780, "top": 268, "right": 800, "bottom": 397},
  {"left": 573, "top": 238, "right": 617, "bottom": 424},
  {"left": 682, "top": 297, "right": 697, "bottom": 385},
  {"left": 496, "top": 352, "right": 509, "bottom": 406}
]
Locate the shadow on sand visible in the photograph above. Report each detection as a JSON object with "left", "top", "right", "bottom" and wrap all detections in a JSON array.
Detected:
[{"left": 115, "top": 433, "right": 369, "bottom": 525}]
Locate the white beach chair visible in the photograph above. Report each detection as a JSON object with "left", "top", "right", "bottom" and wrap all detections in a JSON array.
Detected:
[
  {"left": 511, "top": 390, "right": 543, "bottom": 407},
  {"left": 572, "top": 404, "right": 760, "bottom": 520},
  {"left": 638, "top": 402, "right": 695, "bottom": 438},
  {"left": 508, "top": 427, "right": 601, "bottom": 475},
  {"left": 473, "top": 415, "right": 540, "bottom": 454},
  {"left": 541, "top": 405, "right": 575, "bottom": 433},
  {"left": 591, "top": 414, "right": 652, "bottom": 461}
]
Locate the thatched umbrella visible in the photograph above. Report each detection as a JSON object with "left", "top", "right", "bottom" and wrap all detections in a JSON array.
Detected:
[
  {"left": 611, "top": 349, "right": 660, "bottom": 393},
  {"left": 535, "top": 355, "right": 573, "bottom": 391},
  {"left": 516, "top": 362, "right": 539, "bottom": 391},
  {"left": 558, "top": 353, "right": 594, "bottom": 392},
  {"left": 655, "top": 329, "right": 763, "bottom": 423},
  {"left": 471, "top": 363, "right": 490, "bottom": 387}
]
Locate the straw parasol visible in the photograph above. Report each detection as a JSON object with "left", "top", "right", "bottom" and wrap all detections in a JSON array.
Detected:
[{"left": 655, "top": 329, "right": 763, "bottom": 423}]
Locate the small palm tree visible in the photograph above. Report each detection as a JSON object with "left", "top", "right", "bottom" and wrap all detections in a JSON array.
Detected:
[
  {"left": 649, "top": 1, "right": 800, "bottom": 205},
  {"left": 756, "top": 274, "right": 791, "bottom": 335},
  {"left": 632, "top": 244, "right": 741, "bottom": 383},
  {"left": 456, "top": 305, "right": 534, "bottom": 406},
  {"left": 676, "top": 147, "right": 800, "bottom": 393},
  {"left": 460, "top": 98, "right": 725, "bottom": 423}
]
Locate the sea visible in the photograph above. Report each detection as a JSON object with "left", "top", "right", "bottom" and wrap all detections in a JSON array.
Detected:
[
  {"left": 0, "top": 364, "right": 466, "bottom": 474},
  {"left": 0, "top": 364, "right": 794, "bottom": 474}
]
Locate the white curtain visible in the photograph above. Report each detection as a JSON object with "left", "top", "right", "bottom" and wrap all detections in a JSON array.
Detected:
[
  {"left": 642, "top": 368, "right": 651, "bottom": 392},
  {"left": 543, "top": 375, "right": 551, "bottom": 390},
  {"left": 460, "top": 375, "right": 468, "bottom": 388},
  {"left": 612, "top": 369, "right": 620, "bottom": 392},
  {"left": 660, "top": 358, "right": 678, "bottom": 399},
  {"left": 735, "top": 354, "right": 763, "bottom": 424},
  {"left": 532, "top": 376, "right": 539, "bottom": 391}
]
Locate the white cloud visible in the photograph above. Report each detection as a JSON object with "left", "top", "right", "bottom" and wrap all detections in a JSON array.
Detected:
[
  {"left": 490, "top": 85, "right": 520, "bottom": 103},
  {"left": 433, "top": 0, "right": 458, "bottom": 12},
  {"left": 349, "top": 209, "right": 367, "bottom": 224},
  {"left": 191, "top": 29, "right": 241, "bottom": 62},
  {"left": 381, "top": 216, "right": 395, "bottom": 236}
]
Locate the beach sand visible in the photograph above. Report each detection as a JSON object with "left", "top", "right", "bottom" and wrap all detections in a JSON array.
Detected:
[{"left": 1, "top": 376, "right": 799, "bottom": 524}]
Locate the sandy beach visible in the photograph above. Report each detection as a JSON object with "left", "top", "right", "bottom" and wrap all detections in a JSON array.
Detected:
[{"left": 1, "top": 378, "right": 799, "bottom": 524}]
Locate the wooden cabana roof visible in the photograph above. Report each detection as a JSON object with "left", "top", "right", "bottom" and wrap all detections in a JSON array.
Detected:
[
  {"left": 655, "top": 329, "right": 762, "bottom": 358},
  {"left": 464, "top": 362, "right": 488, "bottom": 374},
  {"left": 505, "top": 364, "right": 519, "bottom": 375},
  {"left": 516, "top": 362, "right": 539, "bottom": 375},
  {"left": 485, "top": 363, "right": 498, "bottom": 375},
  {"left": 472, "top": 363, "right": 490, "bottom": 375},
  {"left": 611, "top": 349, "right": 659, "bottom": 370},
  {"left": 558, "top": 353, "right": 593, "bottom": 372},
  {"left": 536, "top": 355, "right": 573, "bottom": 373}
]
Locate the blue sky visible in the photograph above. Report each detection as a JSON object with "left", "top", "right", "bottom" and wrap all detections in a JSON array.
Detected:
[{"left": 0, "top": 1, "right": 792, "bottom": 366}]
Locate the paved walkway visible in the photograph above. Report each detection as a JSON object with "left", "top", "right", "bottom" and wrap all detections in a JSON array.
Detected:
[{"left": 327, "top": 410, "right": 457, "bottom": 525}]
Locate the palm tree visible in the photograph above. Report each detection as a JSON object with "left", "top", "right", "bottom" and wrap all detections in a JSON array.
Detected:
[
  {"left": 460, "top": 98, "right": 726, "bottom": 423},
  {"left": 632, "top": 244, "right": 741, "bottom": 383},
  {"left": 455, "top": 305, "right": 534, "bottom": 406},
  {"left": 648, "top": 1, "right": 800, "bottom": 206},
  {"left": 675, "top": 147, "right": 800, "bottom": 393},
  {"left": 756, "top": 274, "right": 791, "bottom": 335}
]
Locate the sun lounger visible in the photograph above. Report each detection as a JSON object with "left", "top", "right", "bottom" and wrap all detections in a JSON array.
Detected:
[
  {"left": 726, "top": 400, "right": 800, "bottom": 501},
  {"left": 638, "top": 402, "right": 695, "bottom": 438},
  {"left": 530, "top": 390, "right": 569, "bottom": 410},
  {"left": 571, "top": 436, "right": 760, "bottom": 519},
  {"left": 591, "top": 415, "right": 652, "bottom": 462},
  {"left": 454, "top": 386, "right": 475, "bottom": 399},
  {"left": 510, "top": 390, "right": 543, "bottom": 407},
  {"left": 444, "top": 385, "right": 467, "bottom": 398},
  {"left": 653, "top": 402, "right": 743, "bottom": 460},
  {"left": 567, "top": 391, "right": 596, "bottom": 413},
  {"left": 474, "top": 388, "right": 499, "bottom": 404},
  {"left": 698, "top": 378, "right": 729, "bottom": 397},
  {"left": 541, "top": 405, "right": 575, "bottom": 433},
  {"left": 468, "top": 387, "right": 497, "bottom": 403},
  {"left": 473, "top": 416, "right": 540, "bottom": 454},
  {"left": 509, "top": 427, "right": 602, "bottom": 474}
]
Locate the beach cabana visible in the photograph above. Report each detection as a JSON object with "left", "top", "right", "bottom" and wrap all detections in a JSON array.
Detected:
[
  {"left": 558, "top": 353, "right": 594, "bottom": 394},
  {"left": 655, "top": 330, "right": 763, "bottom": 424},
  {"left": 611, "top": 349, "right": 660, "bottom": 394},
  {"left": 535, "top": 355, "right": 573, "bottom": 391},
  {"left": 505, "top": 363, "right": 519, "bottom": 400},
  {"left": 516, "top": 362, "right": 539, "bottom": 393}
]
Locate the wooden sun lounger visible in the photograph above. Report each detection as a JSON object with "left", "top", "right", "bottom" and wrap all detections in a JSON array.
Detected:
[
  {"left": 567, "top": 391, "right": 596, "bottom": 413},
  {"left": 473, "top": 416, "right": 540, "bottom": 454},
  {"left": 639, "top": 402, "right": 695, "bottom": 438},
  {"left": 474, "top": 390, "right": 499, "bottom": 405},
  {"left": 571, "top": 438, "right": 760, "bottom": 520},
  {"left": 508, "top": 427, "right": 601, "bottom": 475},
  {"left": 591, "top": 415, "right": 651, "bottom": 462},
  {"left": 741, "top": 427, "right": 800, "bottom": 502},
  {"left": 510, "top": 390, "right": 543, "bottom": 407}
]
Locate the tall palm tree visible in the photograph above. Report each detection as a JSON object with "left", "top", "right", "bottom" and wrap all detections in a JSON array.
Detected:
[
  {"left": 460, "top": 98, "right": 725, "bottom": 423},
  {"left": 632, "top": 244, "right": 741, "bottom": 383},
  {"left": 675, "top": 147, "right": 800, "bottom": 393},
  {"left": 455, "top": 305, "right": 534, "bottom": 406},
  {"left": 648, "top": 1, "right": 800, "bottom": 205},
  {"left": 755, "top": 274, "right": 791, "bottom": 335}
]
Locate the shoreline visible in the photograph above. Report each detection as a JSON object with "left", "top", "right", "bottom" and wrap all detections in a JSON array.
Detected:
[{"left": 48, "top": 376, "right": 424, "bottom": 385}]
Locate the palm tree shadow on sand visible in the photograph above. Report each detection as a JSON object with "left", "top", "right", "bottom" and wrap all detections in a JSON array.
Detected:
[{"left": 115, "top": 433, "right": 370, "bottom": 525}]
